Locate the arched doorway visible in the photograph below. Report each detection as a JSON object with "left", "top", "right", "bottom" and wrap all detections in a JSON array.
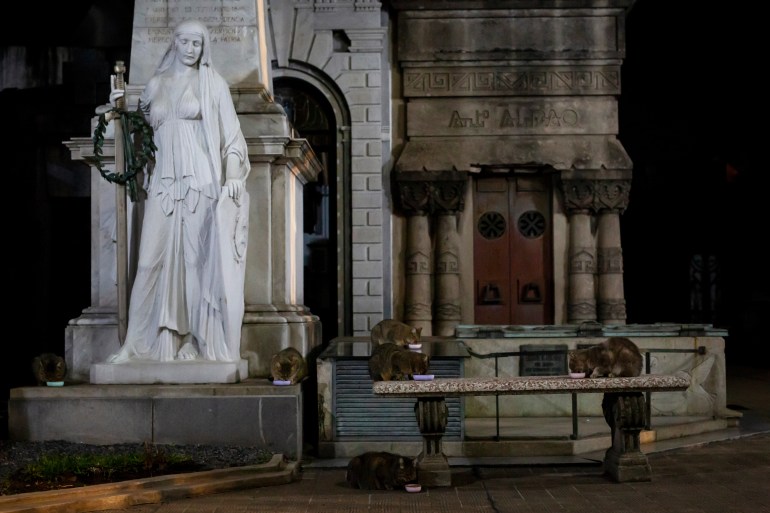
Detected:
[{"left": 273, "top": 77, "right": 341, "bottom": 343}]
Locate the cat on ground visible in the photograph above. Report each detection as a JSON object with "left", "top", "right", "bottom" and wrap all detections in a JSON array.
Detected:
[
  {"left": 370, "top": 319, "right": 422, "bottom": 346},
  {"left": 346, "top": 451, "right": 418, "bottom": 490},
  {"left": 568, "top": 337, "right": 643, "bottom": 378},
  {"left": 32, "top": 353, "right": 67, "bottom": 385},
  {"left": 368, "top": 342, "right": 429, "bottom": 381},
  {"left": 270, "top": 347, "right": 308, "bottom": 384}
]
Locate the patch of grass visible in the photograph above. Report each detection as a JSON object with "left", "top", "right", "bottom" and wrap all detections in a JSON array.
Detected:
[{"left": 3, "top": 442, "right": 198, "bottom": 494}]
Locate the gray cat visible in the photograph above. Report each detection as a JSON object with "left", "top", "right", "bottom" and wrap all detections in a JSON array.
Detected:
[
  {"left": 32, "top": 353, "right": 67, "bottom": 385},
  {"left": 370, "top": 319, "right": 422, "bottom": 346},
  {"left": 270, "top": 347, "right": 308, "bottom": 384},
  {"left": 345, "top": 451, "right": 418, "bottom": 490},
  {"left": 368, "top": 342, "right": 429, "bottom": 381},
  {"left": 568, "top": 337, "right": 643, "bottom": 378}
]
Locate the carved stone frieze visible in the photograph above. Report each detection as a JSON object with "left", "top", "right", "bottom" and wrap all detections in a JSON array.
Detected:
[
  {"left": 435, "top": 303, "right": 461, "bottom": 321},
  {"left": 598, "top": 247, "right": 624, "bottom": 274},
  {"left": 596, "top": 180, "right": 631, "bottom": 212},
  {"left": 569, "top": 247, "right": 596, "bottom": 274},
  {"left": 403, "top": 66, "right": 621, "bottom": 98},
  {"left": 406, "top": 250, "right": 431, "bottom": 274},
  {"left": 436, "top": 250, "right": 460, "bottom": 274},
  {"left": 560, "top": 178, "right": 631, "bottom": 214},
  {"left": 568, "top": 301, "right": 597, "bottom": 320},
  {"left": 395, "top": 171, "right": 468, "bottom": 215},
  {"left": 598, "top": 299, "right": 627, "bottom": 321},
  {"left": 405, "top": 302, "right": 432, "bottom": 319}
]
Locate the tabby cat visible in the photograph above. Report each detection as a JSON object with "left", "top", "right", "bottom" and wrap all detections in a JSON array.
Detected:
[
  {"left": 568, "top": 337, "right": 643, "bottom": 378},
  {"left": 370, "top": 319, "right": 422, "bottom": 346},
  {"left": 270, "top": 347, "right": 308, "bottom": 384},
  {"left": 32, "top": 353, "right": 67, "bottom": 385},
  {"left": 346, "top": 451, "right": 418, "bottom": 490},
  {"left": 368, "top": 342, "right": 430, "bottom": 381}
]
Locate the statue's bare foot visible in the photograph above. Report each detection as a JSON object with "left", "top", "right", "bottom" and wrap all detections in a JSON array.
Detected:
[{"left": 177, "top": 342, "right": 199, "bottom": 360}]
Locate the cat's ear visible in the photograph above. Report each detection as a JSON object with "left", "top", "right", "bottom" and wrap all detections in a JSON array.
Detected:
[
  {"left": 398, "top": 457, "right": 405, "bottom": 469},
  {"left": 416, "top": 327, "right": 422, "bottom": 336}
]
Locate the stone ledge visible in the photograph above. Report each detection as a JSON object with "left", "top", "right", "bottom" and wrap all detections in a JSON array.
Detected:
[{"left": 373, "top": 374, "right": 690, "bottom": 397}]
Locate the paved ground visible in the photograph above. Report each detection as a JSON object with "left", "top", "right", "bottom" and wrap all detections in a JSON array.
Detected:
[
  {"left": 92, "top": 432, "right": 770, "bottom": 513},
  {"left": 88, "top": 364, "right": 769, "bottom": 513}
]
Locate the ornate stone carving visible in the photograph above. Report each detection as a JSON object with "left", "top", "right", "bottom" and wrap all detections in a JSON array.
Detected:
[
  {"left": 602, "top": 392, "right": 651, "bottom": 482},
  {"left": 395, "top": 171, "right": 467, "bottom": 215},
  {"left": 403, "top": 66, "right": 620, "bottom": 97},
  {"left": 562, "top": 179, "right": 595, "bottom": 213},
  {"left": 560, "top": 178, "right": 631, "bottom": 214},
  {"left": 598, "top": 299, "right": 627, "bottom": 321},
  {"left": 598, "top": 247, "right": 624, "bottom": 274},
  {"left": 569, "top": 248, "right": 596, "bottom": 274},
  {"left": 568, "top": 301, "right": 597, "bottom": 320},
  {"left": 596, "top": 180, "right": 631, "bottom": 212},
  {"left": 406, "top": 250, "right": 431, "bottom": 274}
]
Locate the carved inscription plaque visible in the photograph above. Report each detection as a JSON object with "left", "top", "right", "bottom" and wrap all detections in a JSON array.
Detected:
[
  {"left": 130, "top": 0, "right": 260, "bottom": 85},
  {"left": 404, "top": 67, "right": 620, "bottom": 97},
  {"left": 407, "top": 98, "right": 618, "bottom": 137}
]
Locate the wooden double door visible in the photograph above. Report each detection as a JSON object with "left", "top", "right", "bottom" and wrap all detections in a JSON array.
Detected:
[{"left": 473, "top": 173, "right": 554, "bottom": 325}]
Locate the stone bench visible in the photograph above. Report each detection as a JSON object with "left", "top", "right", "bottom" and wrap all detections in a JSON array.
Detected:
[{"left": 372, "top": 374, "right": 691, "bottom": 486}]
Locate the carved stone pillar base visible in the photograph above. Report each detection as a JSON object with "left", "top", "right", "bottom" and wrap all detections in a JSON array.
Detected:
[
  {"left": 414, "top": 397, "right": 451, "bottom": 487},
  {"left": 602, "top": 392, "right": 651, "bottom": 482}
]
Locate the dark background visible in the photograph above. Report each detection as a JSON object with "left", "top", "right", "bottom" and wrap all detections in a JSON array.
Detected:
[{"left": 0, "top": 1, "right": 764, "bottom": 413}]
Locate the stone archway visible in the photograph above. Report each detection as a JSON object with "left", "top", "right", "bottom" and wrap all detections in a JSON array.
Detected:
[{"left": 272, "top": 68, "right": 352, "bottom": 341}]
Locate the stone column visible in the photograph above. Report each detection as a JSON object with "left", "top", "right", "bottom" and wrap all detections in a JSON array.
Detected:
[
  {"left": 405, "top": 214, "right": 433, "bottom": 335},
  {"left": 240, "top": 136, "right": 324, "bottom": 377},
  {"left": 435, "top": 213, "right": 461, "bottom": 336},
  {"left": 396, "top": 171, "right": 467, "bottom": 336},
  {"left": 562, "top": 179, "right": 597, "bottom": 323},
  {"left": 596, "top": 180, "right": 631, "bottom": 325},
  {"left": 597, "top": 210, "right": 626, "bottom": 324}
]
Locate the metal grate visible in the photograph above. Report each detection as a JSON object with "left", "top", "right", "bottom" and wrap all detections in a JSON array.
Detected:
[{"left": 333, "top": 359, "right": 464, "bottom": 440}]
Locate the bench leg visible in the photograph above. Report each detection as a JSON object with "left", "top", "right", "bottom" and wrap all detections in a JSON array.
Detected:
[
  {"left": 602, "top": 392, "right": 652, "bottom": 482},
  {"left": 413, "top": 397, "right": 451, "bottom": 487}
]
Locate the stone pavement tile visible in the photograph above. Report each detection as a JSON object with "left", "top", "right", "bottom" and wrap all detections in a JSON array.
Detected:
[{"left": 93, "top": 433, "right": 770, "bottom": 513}]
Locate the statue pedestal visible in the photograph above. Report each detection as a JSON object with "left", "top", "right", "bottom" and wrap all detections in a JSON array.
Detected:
[
  {"left": 8, "top": 380, "right": 304, "bottom": 459},
  {"left": 90, "top": 359, "right": 249, "bottom": 384}
]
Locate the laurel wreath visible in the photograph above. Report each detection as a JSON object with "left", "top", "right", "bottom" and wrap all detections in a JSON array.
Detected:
[{"left": 90, "top": 108, "right": 157, "bottom": 202}]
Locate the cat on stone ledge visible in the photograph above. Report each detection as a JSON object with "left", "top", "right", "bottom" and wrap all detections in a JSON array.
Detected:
[
  {"left": 32, "top": 353, "right": 67, "bottom": 385},
  {"left": 568, "top": 337, "right": 643, "bottom": 378}
]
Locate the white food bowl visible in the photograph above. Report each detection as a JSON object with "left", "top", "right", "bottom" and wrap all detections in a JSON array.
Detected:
[
  {"left": 405, "top": 483, "right": 422, "bottom": 493},
  {"left": 273, "top": 380, "right": 292, "bottom": 386},
  {"left": 412, "top": 374, "right": 434, "bottom": 381},
  {"left": 407, "top": 343, "right": 423, "bottom": 350},
  {"left": 568, "top": 372, "right": 586, "bottom": 379}
]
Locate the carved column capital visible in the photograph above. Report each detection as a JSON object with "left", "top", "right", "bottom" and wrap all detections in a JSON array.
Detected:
[
  {"left": 395, "top": 170, "right": 467, "bottom": 215},
  {"left": 560, "top": 178, "right": 632, "bottom": 214},
  {"left": 596, "top": 179, "right": 631, "bottom": 213},
  {"left": 562, "top": 179, "right": 595, "bottom": 214}
]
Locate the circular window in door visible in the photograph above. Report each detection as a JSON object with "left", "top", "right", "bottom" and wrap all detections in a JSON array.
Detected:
[
  {"left": 517, "top": 210, "right": 546, "bottom": 238},
  {"left": 478, "top": 211, "right": 506, "bottom": 239}
]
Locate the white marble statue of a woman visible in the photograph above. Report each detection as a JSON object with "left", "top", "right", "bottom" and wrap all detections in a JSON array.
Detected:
[{"left": 107, "top": 19, "right": 250, "bottom": 364}]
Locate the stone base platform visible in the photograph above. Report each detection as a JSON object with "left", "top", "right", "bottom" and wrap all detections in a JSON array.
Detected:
[
  {"left": 8, "top": 379, "right": 304, "bottom": 460},
  {"left": 318, "top": 414, "right": 738, "bottom": 459},
  {"left": 90, "top": 359, "right": 250, "bottom": 384}
]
